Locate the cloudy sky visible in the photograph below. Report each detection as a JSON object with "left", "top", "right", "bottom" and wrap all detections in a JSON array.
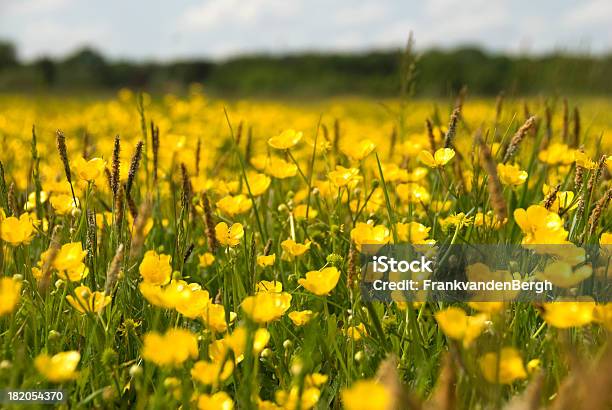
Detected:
[{"left": 1, "top": 0, "right": 610, "bottom": 61}]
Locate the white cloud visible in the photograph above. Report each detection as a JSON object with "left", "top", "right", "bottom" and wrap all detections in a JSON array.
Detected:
[
  {"left": 17, "top": 20, "right": 111, "bottom": 59},
  {"left": 180, "top": 0, "right": 298, "bottom": 31},
  {"left": 562, "top": 0, "right": 612, "bottom": 27},
  {"left": 0, "top": 0, "right": 610, "bottom": 60},
  {"left": 1, "top": 0, "right": 72, "bottom": 16}
]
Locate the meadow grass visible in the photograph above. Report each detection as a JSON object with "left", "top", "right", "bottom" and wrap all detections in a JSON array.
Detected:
[{"left": 0, "top": 90, "right": 610, "bottom": 409}]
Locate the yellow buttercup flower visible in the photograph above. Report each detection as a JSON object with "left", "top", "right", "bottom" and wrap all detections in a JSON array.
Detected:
[
  {"left": 478, "top": 347, "right": 527, "bottom": 384},
  {"left": 139, "top": 250, "right": 172, "bottom": 285},
  {"left": 304, "top": 373, "right": 328, "bottom": 388},
  {"left": 298, "top": 267, "right": 340, "bottom": 296},
  {"left": 1, "top": 213, "right": 35, "bottom": 245},
  {"left": 175, "top": 287, "right": 210, "bottom": 319},
  {"left": 418, "top": 148, "right": 455, "bottom": 167},
  {"left": 215, "top": 222, "right": 244, "bottom": 247},
  {"left": 474, "top": 211, "right": 505, "bottom": 229},
  {"left": 468, "top": 302, "right": 505, "bottom": 314},
  {"left": 216, "top": 194, "right": 252, "bottom": 217},
  {"left": 593, "top": 303, "right": 612, "bottom": 330},
  {"left": 66, "top": 285, "right": 111, "bottom": 314},
  {"left": 574, "top": 151, "right": 598, "bottom": 169},
  {"left": 293, "top": 204, "right": 317, "bottom": 220},
  {"left": 265, "top": 157, "right": 297, "bottom": 179},
  {"left": 288, "top": 310, "right": 314, "bottom": 326},
  {"left": 35, "top": 351, "right": 80, "bottom": 383},
  {"left": 541, "top": 301, "right": 595, "bottom": 328},
  {"left": 24, "top": 190, "right": 48, "bottom": 211},
  {"left": 244, "top": 172, "right": 271, "bottom": 196},
  {"left": 0, "top": 277, "right": 22, "bottom": 315},
  {"left": 257, "top": 254, "right": 276, "bottom": 267},
  {"left": 535, "top": 261, "right": 592, "bottom": 288},
  {"left": 396, "top": 183, "right": 430, "bottom": 204},
  {"left": 380, "top": 163, "right": 409, "bottom": 182},
  {"left": 210, "top": 327, "right": 270, "bottom": 364},
  {"left": 275, "top": 386, "right": 320, "bottom": 410},
  {"left": 328, "top": 166, "right": 360, "bottom": 187},
  {"left": 434, "top": 307, "right": 488, "bottom": 347},
  {"left": 395, "top": 222, "right": 434, "bottom": 244},
  {"left": 497, "top": 163, "right": 528, "bottom": 186},
  {"left": 201, "top": 303, "right": 237, "bottom": 333},
  {"left": 527, "top": 359, "right": 541, "bottom": 374},
  {"left": 250, "top": 155, "right": 268, "bottom": 171},
  {"left": 53, "top": 242, "right": 89, "bottom": 282},
  {"left": 542, "top": 184, "right": 576, "bottom": 212},
  {"left": 345, "top": 323, "right": 368, "bottom": 341},
  {"left": 191, "top": 360, "right": 233, "bottom": 386},
  {"left": 140, "top": 280, "right": 193, "bottom": 309},
  {"left": 142, "top": 328, "right": 198, "bottom": 366},
  {"left": 538, "top": 143, "right": 576, "bottom": 165},
  {"left": 50, "top": 194, "right": 79, "bottom": 216},
  {"left": 341, "top": 139, "right": 376, "bottom": 160},
  {"left": 196, "top": 391, "right": 234, "bottom": 410},
  {"left": 430, "top": 200, "right": 452, "bottom": 213},
  {"left": 256, "top": 280, "right": 282, "bottom": 293},
  {"left": 74, "top": 157, "right": 106, "bottom": 181},
  {"left": 199, "top": 252, "right": 215, "bottom": 267},
  {"left": 514, "top": 205, "right": 568, "bottom": 244},
  {"left": 268, "top": 129, "right": 303, "bottom": 150},
  {"left": 241, "top": 292, "right": 292, "bottom": 323},
  {"left": 350, "top": 222, "right": 390, "bottom": 251},
  {"left": 341, "top": 379, "right": 391, "bottom": 410},
  {"left": 281, "top": 239, "right": 310, "bottom": 257}
]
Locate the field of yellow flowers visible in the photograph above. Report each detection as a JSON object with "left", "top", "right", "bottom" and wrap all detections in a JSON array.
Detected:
[{"left": 0, "top": 88, "right": 610, "bottom": 409}]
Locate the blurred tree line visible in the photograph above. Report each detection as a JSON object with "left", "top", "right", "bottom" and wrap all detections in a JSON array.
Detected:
[{"left": 0, "top": 40, "right": 611, "bottom": 96}]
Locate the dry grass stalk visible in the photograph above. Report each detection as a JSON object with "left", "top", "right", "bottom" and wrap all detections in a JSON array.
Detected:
[
  {"left": 105, "top": 244, "right": 124, "bottom": 295},
  {"left": 202, "top": 192, "right": 218, "bottom": 252},
  {"left": 347, "top": 242, "right": 358, "bottom": 289},
  {"left": 263, "top": 239, "right": 273, "bottom": 256},
  {"left": 38, "top": 225, "right": 62, "bottom": 292},
  {"left": 183, "top": 243, "right": 195, "bottom": 264},
  {"left": 543, "top": 184, "right": 561, "bottom": 210},
  {"left": 111, "top": 135, "right": 121, "bottom": 199},
  {"left": 443, "top": 108, "right": 461, "bottom": 149},
  {"left": 426, "top": 118, "right": 436, "bottom": 152},
  {"left": 86, "top": 209, "right": 97, "bottom": 262},
  {"left": 195, "top": 137, "right": 201, "bottom": 176},
  {"left": 126, "top": 192, "right": 138, "bottom": 220},
  {"left": 388, "top": 126, "right": 397, "bottom": 159},
  {"left": 150, "top": 123, "right": 159, "bottom": 183},
  {"left": 245, "top": 125, "right": 254, "bottom": 164},
  {"left": 114, "top": 185, "right": 125, "bottom": 230},
  {"left": 478, "top": 133, "right": 507, "bottom": 221},
  {"left": 0, "top": 161, "right": 7, "bottom": 212},
  {"left": 550, "top": 343, "right": 612, "bottom": 410},
  {"left": 495, "top": 91, "right": 504, "bottom": 124},
  {"left": 129, "top": 198, "right": 152, "bottom": 258},
  {"left": 502, "top": 372, "right": 544, "bottom": 410},
  {"left": 333, "top": 118, "right": 340, "bottom": 154},
  {"left": 376, "top": 354, "right": 421, "bottom": 410},
  {"left": 587, "top": 188, "right": 611, "bottom": 238},
  {"left": 503, "top": 116, "right": 536, "bottom": 163},
  {"left": 55, "top": 130, "right": 77, "bottom": 205},
  {"left": 587, "top": 154, "right": 607, "bottom": 193},
  {"left": 7, "top": 182, "right": 17, "bottom": 216},
  {"left": 125, "top": 140, "right": 143, "bottom": 197},
  {"left": 180, "top": 163, "right": 191, "bottom": 212},
  {"left": 423, "top": 353, "right": 456, "bottom": 410}
]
